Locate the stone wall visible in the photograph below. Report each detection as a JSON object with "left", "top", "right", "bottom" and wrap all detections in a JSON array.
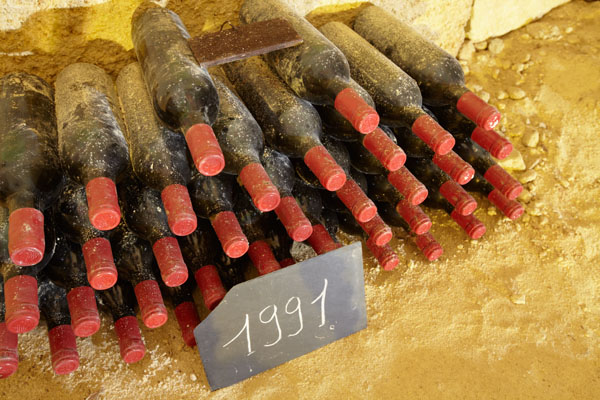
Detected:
[{"left": 0, "top": 0, "right": 571, "bottom": 59}]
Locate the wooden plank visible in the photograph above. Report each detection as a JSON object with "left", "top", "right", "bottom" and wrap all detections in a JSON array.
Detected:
[{"left": 189, "top": 18, "right": 303, "bottom": 67}]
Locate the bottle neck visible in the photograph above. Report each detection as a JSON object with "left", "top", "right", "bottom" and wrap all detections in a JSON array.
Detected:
[
  {"left": 6, "top": 191, "right": 37, "bottom": 214},
  {"left": 444, "top": 84, "right": 469, "bottom": 106},
  {"left": 312, "top": 75, "right": 348, "bottom": 105}
]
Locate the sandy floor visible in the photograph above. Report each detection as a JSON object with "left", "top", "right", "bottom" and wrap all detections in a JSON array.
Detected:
[{"left": 1, "top": 1, "right": 600, "bottom": 399}]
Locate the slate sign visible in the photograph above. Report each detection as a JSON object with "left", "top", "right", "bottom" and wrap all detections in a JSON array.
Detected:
[{"left": 194, "top": 242, "right": 367, "bottom": 390}]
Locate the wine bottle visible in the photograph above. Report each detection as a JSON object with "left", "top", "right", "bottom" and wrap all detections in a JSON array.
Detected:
[
  {"left": 119, "top": 177, "right": 188, "bottom": 287},
  {"left": 46, "top": 235, "right": 101, "bottom": 337},
  {"left": 423, "top": 190, "right": 486, "bottom": 239},
  {"left": 376, "top": 201, "right": 443, "bottom": 261},
  {"left": 429, "top": 105, "right": 513, "bottom": 159},
  {"left": 116, "top": 62, "right": 196, "bottom": 236},
  {"left": 453, "top": 138, "right": 523, "bottom": 200},
  {"left": 1, "top": 207, "right": 56, "bottom": 334},
  {"left": 316, "top": 77, "right": 375, "bottom": 141},
  {"left": 239, "top": 0, "right": 379, "bottom": 133},
  {"left": 405, "top": 157, "right": 477, "bottom": 216},
  {"left": 54, "top": 63, "right": 130, "bottom": 231},
  {"left": 316, "top": 81, "right": 406, "bottom": 171},
  {"left": 390, "top": 125, "right": 475, "bottom": 184},
  {"left": 56, "top": 182, "right": 118, "bottom": 290},
  {"left": 263, "top": 214, "right": 295, "bottom": 268},
  {"left": 319, "top": 21, "right": 456, "bottom": 155},
  {"left": 210, "top": 73, "right": 280, "bottom": 212},
  {"left": 188, "top": 172, "right": 249, "bottom": 258},
  {"left": 38, "top": 277, "right": 80, "bottom": 375},
  {"left": 233, "top": 188, "right": 281, "bottom": 276},
  {"left": 293, "top": 184, "right": 342, "bottom": 255},
  {"left": 464, "top": 173, "right": 524, "bottom": 220},
  {"left": 178, "top": 220, "right": 227, "bottom": 311},
  {"left": 111, "top": 224, "right": 168, "bottom": 329},
  {"left": 354, "top": 5, "right": 501, "bottom": 130},
  {"left": 261, "top": 147, "right": 313, "bottom": 242},
  {"left": 0, "top": 274, "right": 18, "bottom": 378},
  {"left": 131, "top": 4, "right": 224, "bottom": 176},
  {"left": 0, "top": 73, "right": 63, "bottom": 266},
  {"left": 336, "top": 209, "right": 400, "bottom": 270},
  {"left": 346, "top": 129, "right": 428, "bottom": 206},
  {"left": 162, "top": 280, "right": 201, "bottom": 347},
  {"left": 223, "top": 57, "right": 347, "bottom": 191},
  {"left": 366, "top": 173, "right": 432, "bottom": 235},
  {"left": 97, "top": 281, "right": 146, "bottom": 364},
  {"left": 294, "top": 136, "right": 377, "bottom": 223}
]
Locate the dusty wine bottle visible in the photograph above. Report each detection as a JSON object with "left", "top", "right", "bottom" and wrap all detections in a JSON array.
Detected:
[
  {"left": 261, "top": 146, "right": 313, "bottom": 242},
  {"left": 233, "top": 187, "right": 281, "bottom": 276},
  {"left": 429, "top": 105, "right": 513, "bottom": 159},
  {"left": 294, "top": 135, "right": 377, "bottom": 223},
  {"left": 131, "top": 4, "right": 224, "bottom": 176},
  {"left": 316, "top": 81, "right": 406, "bottom": 171},
  {"left": 46, "top": 235, "right": 101, "bottom": 337},
  {"left": 423, "top": 190, "right": 486, "bottom": 239},
  {"left": 56, "top": 182, "right": 118, "bottom": 290},
  {"left": 210, "top": 72, "right": 281, "bottom": 212},
  {"left": 98, "top": 281, "right": 146, "bottom": 364},
  {"left": 223, "top": 57, "right": 347, "bottom": 191},
  {"left": 55, "top": 63, "right": 129, "bottom": 231},
  {"left": 453, "top": 138, "right": 523, "bottom": 200},
  {"left": 316, "top": 77, "right": 374, "bottom": 141},
  {"left": 0, "top": 73, "right": 63, "bottom": 266},
  {"left": 162, "top": 279, "right": 202, "bottom": 347},
  {"left": 391, "top": 125, "right": 475, "bottom": 185},
  {"left": 262, "top": 214, "right": 295, "bottom": 268},
  {"left": 111, "top": 225, "right": 168, "bottom": 329},
  {"left": 376, "top": 201, "right": 444, "bottom": 261},
  {"left": 354, "top": 5, "right": 501, "bottom": 130},
  {"left": 464, "top": 173, "right": 524, "bottom": 220},
  {"left": 116, "top": 63, "right": 196, "bottom": 237},
  {"left": 0, "top": 274, "right": 18, "bottom": 379},
  {"left": 293, "top": 184, "right": 342, "bottom": 255},
  {"left": 1, "top": 208, "right": 57, "bottom": 334},
  {"left": 336, "top": 209, "right": 400, "bottom": 270},
  {"left": 38, "top": 277, "right": 80, "bottom": 375},
  {"left": 405, "top": 157, "right": 478, "bottom": 216},
  {"left": 119, "top": 177, "right": 188, "bottom": 287},
  {"left": 178, "top": 220, "right": 227, "bottom": 311},
  {"left": 320, "top": 21, "right": 456, "bottom": 155},
  {"left": 240, "top": 0, "right": 379, "bottom": 133},
  {"left": 188, "top": 172, "right": 249, "bottom": 258},
  {"left": 366, "top": 173, "right": 432, "bottom": 235},
  {"left": 346, "top": 128, "right": 429, "bottom": 206}
]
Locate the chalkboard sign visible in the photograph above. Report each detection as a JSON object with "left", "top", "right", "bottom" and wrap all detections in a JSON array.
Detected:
[{"left": 194, "top": 242, "right": 367, "bottom": 390}]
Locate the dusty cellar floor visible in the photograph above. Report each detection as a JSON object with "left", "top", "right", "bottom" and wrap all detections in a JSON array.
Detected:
[{"left": 1, "top": 1, "right": 600, "bottom": 399}]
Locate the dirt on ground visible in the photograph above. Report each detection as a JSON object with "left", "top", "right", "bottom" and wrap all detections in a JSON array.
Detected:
[{"left": 0, "top": 1, "right": 599, "bottom": 399}]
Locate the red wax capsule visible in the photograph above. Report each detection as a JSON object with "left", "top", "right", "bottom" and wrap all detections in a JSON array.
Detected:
[
  {"left": 248, "top": 241, "right": 281, "bottom": 276},
  {"left": 415, "top": 233, "right": 444, "bottom": 261},
  {"left": 48, "top": 325, "right": 79, "bottom": 375},
  {"left": 8, "top": 208, "right": 45, "bottom": 266},
  {"left": 194, "top": 265, "right": 226, "bottom": 311},
  {"left": 134, "top": 280, "right": 168, "bottom": 329},
  {"left": 82, "top": 237, "right": 118, "bottom": 290},
  {"left": 161, "top": 184, "right": 197, "bottom": 237},
  {"left": 174, "top": 302, "right": 201, "bottom": 347},
  {"left": 66, "top": 286, "right": 101, "bottom": 337},
  {"left": 152, "top": 237, "right": 188, "bottom": 287},
  {"left": 306, "top": 224, "right": 342, "bottom": 255},
  {"left": 114, "top": 316, "right": 146, "bottom": 364}
]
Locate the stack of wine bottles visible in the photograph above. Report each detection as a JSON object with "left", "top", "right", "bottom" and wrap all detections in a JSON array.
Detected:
[{"left": 0, "top": 0, "right": 524, "bottom": 378}]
